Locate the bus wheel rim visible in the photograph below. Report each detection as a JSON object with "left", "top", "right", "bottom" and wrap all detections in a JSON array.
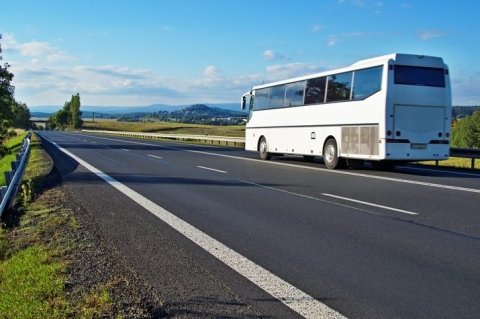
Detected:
[{"left": 326, "top": 145, "right": 335, "bottom": 163}]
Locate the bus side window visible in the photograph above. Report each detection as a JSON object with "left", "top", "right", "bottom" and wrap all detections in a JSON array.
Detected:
[
  {"left": 285, "top": 81, "right": 305, "bottom": 107},
  {"left": 352, "top": 66, "right": 382, "bottom": 100},
  {"left": 305, "top": 77, "right": 327, "bottom": 105},
  {"left": 326, "top": 72, "right": 353, "bottom": 102},
  {"left": 255, "top": 88, "right": 270, "bottom": 109}
]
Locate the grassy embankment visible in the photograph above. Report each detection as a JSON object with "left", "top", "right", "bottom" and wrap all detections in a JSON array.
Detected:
[
  {"left": 82, "top": 119, "right": 245, "bottom": 137},
  {"left": 419, "top": 158, "right": 480, "bottom": 170},
  {"left": 0, "top": 133, "right": 113, "bottom": 318},
  {"left": 0, "top": 132, "right": 28, "bottom": 186}
]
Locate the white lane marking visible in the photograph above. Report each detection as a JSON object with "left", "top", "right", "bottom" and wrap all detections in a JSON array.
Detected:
[
  {"left": 237, "top": 179, "right": 398, "bottom": 217},
  {"left": 321, "top": 193, "right": 418, "bottom": 215},
  {"left": 121, "top": 148, "right": 130, "bottom": 152},
  {"left": 397, "top": 165, "right": 480, "bottom": 177},
  {"left": 42, "top": 135, "right": 347, "bottom": 319},
  {"left": 78, "top": 133, "right": 480, "bottom": 194},
  {"left": 197, "top": 166, "right": 228, "bottom": 174},
  {"left": 147, "top": 154, "right": 163, "bottom": 160}
]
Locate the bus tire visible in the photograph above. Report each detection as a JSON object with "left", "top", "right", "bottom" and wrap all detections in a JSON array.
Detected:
[
  {"left": 323, "top": 138, "right": 341, "bottom": 169},
  {"left": 259, "top": 137, "right": 271, "bottom": 160}
]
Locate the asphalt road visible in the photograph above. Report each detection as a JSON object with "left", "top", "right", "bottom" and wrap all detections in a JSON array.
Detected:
[{"left": 38, "top": 131, "right": 480, "bottom": 319}]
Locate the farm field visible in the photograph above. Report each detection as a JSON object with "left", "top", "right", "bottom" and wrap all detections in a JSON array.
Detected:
[{"left": 82, "top": 120, "right": 245, "bottom": 137}]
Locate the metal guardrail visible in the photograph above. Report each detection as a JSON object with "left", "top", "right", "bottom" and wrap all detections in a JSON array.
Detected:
[
  {"left": 0, "top": 132, "right": 32, "bottom": 217},
  {"left": 81, "top": 129, "right": 246, "bottom": 148},
  {"left": 450, "top": 147, "right": 480, "bottom": 169}
]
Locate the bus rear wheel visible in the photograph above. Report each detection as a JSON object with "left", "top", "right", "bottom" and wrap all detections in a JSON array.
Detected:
[
  {"left": 323, "top": 138, "right": 342, "bottom": 169},
  {"left": 259, "top": 137, "right": 271, "bottom": 160}
]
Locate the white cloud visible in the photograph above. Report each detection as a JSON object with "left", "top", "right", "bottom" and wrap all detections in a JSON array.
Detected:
[
  {"left": 3, "top": 33, "right": 74, "bottom": 63},
  {"left": 327, "top": 32, "right": 376, "bottom": 47},
  {"left": 419, "top": 30, "right": 448, "bottom": 40},
  {"left": 312, "top": 25, "right": 323, "bottom": 32},
  {"left": 4, "top": 33, "right": 332, "bottom": 106},
  {"left": 203, "top": 65, "right": 222, "bottom": 79},
  {"left": 262, "top": 49, "right": 288, "bottom": 61},
  {"left": 327, "top": 35, "right": 338, "bottom": 47},
  {"left": 265, "top": 63, "right": 324, "bottom": 82}
]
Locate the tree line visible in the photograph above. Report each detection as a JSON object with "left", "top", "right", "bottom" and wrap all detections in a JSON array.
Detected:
[{"left": 1, "top": 34, "right": 31, "bottom": 156}]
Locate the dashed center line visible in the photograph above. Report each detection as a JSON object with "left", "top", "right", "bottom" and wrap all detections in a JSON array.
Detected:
[
  {"left": 321, "top": 193, "right": 418, "bottom": 215},
  {"left": 121, "top": 148, "right": 129, "bottom": 152},
  {"left": 197, "top": 166, "right": 228, "bottom": 174},
  {"left": 147, "top": 154, "right": 163, "bottom": 160}
]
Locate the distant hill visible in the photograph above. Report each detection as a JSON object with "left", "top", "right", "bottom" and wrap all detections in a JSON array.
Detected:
[
  {"left": 118, "top": 104, "right": 246, "bottom": 125},
  {"left": 30, "top": 112, "right": 53, "bottom": 118},
  {"left": 30, "top": 102, "right": 242, "bottom": 115}
]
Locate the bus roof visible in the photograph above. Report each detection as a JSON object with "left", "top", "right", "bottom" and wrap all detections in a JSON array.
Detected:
[{"left": 251, "top": 53, "right": 445, "bottom": 91}]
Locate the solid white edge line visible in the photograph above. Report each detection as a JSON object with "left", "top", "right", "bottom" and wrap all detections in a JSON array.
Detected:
[
  {"left": 42, "top": 134, "right": 347, "bottom": 319},
  {"left": 397, "top": 165, "right": 480, "bottom": 177},
  {"left": 197, "top": 166, "right": 228, "bottom": 174},
  {"left": 147, "top": 154, "right": 163, "bottom": 160},
  {"left": 321, "top": 193, "right": 418, "bottom": 215},
  {"left": 77, "top": 133, "right": 480, "bottom": 195}
]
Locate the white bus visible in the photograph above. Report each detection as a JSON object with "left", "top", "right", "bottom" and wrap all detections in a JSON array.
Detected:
[{"left": 241, "top": 53, "right": 451, "bottom": 169}]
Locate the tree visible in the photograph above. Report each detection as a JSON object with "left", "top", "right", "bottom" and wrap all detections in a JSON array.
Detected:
[
  {"left": 0, "top": 34, "right": 16, "bottom": 142},
  {"left": 464, "top": 111, "right": 480, "bottom": 148},
  {"left": 49, "top": 93, "right": 82, "bottom": 130},
  {"left": 69, "top": 93, "right": 82, "bottom": 129},
  {"left": 451, "top": 111, "right": 480, "bottom": 148},
  {"left": 11, "top": 101, "right": 31, "bottom": 128}
]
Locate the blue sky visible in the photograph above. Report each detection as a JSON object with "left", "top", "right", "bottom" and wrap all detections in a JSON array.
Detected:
[{"left": 1, "top": 0, "right": 479, "bottom": 109}]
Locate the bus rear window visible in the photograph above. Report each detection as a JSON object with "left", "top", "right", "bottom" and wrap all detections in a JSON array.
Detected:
[{"left": 394, "top": 65, "right": 445, "bottom": 87}]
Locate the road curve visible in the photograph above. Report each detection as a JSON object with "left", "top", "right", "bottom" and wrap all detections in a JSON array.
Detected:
[{"left": 38, "top": 131, "right": 480, "bottom": 319}]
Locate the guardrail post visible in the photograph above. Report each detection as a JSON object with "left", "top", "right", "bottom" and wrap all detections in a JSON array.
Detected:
[
  {"left": 4, "top": 171, "right": 13, "bottom": 185},
  {"left": 0, "top": 186, "right": 7, "bottom": 200},
  {"left": 472, "top": 158, "right": 475, "bottom": 170},
  {"left": 11, "top": 160, "right": 20, "bottom": 171}
]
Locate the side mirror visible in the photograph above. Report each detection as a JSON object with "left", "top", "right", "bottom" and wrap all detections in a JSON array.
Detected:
[{"left": 241, "top": 96, "right": 246, "bottom": 110}]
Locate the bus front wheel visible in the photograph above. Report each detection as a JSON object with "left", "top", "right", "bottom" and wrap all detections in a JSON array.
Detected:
[
  {"left": 259, "top": 137, "right": 271, "bottom": 160},
  {"left": 323, "top": 138, "right": 341, "bottom": 169}
]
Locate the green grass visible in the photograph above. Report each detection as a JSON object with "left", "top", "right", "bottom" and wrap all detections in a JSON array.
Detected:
[
  {"left": 0, "top": 132, "right": 28, "bottom": 186},
  {"left": 418, "top": 157, "right": 480, "bottom": 170},
  {"left": 23, "top": 134, "right": 54, "bottom": 185},
  {"left": 83, "top": 119, "right": 245, "bottom": 137},
  {"left": 0, "top": 246, "right": 68, "bottom": 319}
]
